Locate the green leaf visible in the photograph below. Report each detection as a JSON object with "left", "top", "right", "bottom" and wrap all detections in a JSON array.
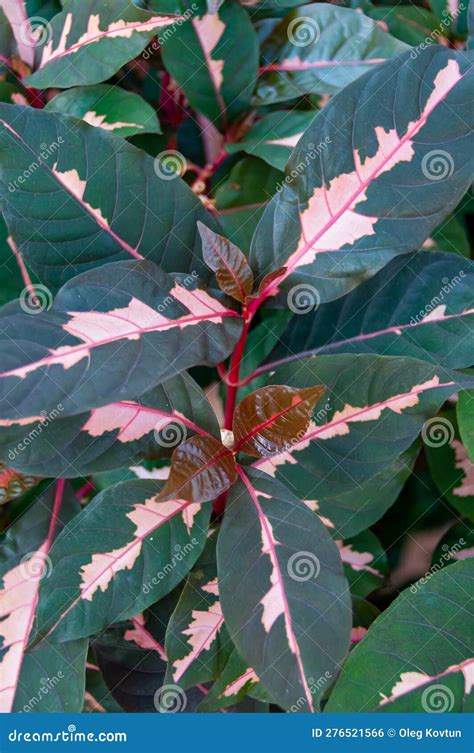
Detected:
[
  {"left": 46, "top": 84, "right": 161, "bottom": 137},
  {"left": 161, "top": 0, "right": 259, "bottom": 131},
  {"left": 218, "top": 467, "right": 351, "bottom": 712},
  {"left": 250, "top": 355, "right": 474, "bottom": 537},
  {"left": 35, "top": 478, "right": 212, "bottom": 642},
  {"left": 458, "top": 390, "right": 474, "bottom": 462},
  {"left": 255, "top": 5, "right": 408, "bottom": 104},
  {"left": 326, "top": 559, "right": 474, "bottom": 712},
  {"left": 0, "top": 373, "right": 220, "bottom": 478},
  {"left": 424, "top": 410, "right": 474, "bottom": 522},
  {"left": 250, "top": 48, "right": 474, "bottom": 305},
  {"left": 265, "top": 252, "right": 474, "bottom": 371},
  {"left": 0, "top": 482, "right": 87, "bottom": 712},
  {"left": 368, "top": 6, "right": 449, "bottom": 47},
  {"left": 26, "top": 0, "right": 178, "bottom": 88},
  {"left": 226, "top": 111, "right": 315, "bottom": 171},
  {"left": 431, "top": 521, "right": 474, "bottom": 568},
  {"left": 214, "top": 157, "right": 283, "bottom": 253},
  {"left": 0, "top": 105, "right": 218, "bottom": 289},
  {"left": 0, "top": 260, "right": 242, "bottom": 423}
]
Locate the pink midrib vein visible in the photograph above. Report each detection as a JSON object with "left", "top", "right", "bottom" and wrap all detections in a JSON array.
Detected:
[
  {"left": 260, "top": 63, "right": 462, "bottom": 298},
  {"left": 0, "top": 118, "right": 142, "bottom": 259},
  {"left": 259, "top": 58, "right": 384, "bottom": 73},
  {"left": 237, "top": 466, "right": 314, "bottom": 712},
  {"left": 45, "top": 498, "right": 194, "bottom": 638},
  {"left": 254, "top": 379, "right": 456, "bottom": 464},
  {"left": 0, "top": 308, "right": 238, "bottom": 380},
  {"left": 37, "top": 16, "right": 180, "bottom": 66}
]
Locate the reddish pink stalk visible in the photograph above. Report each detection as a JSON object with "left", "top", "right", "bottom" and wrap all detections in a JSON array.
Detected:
[
  {"left": 7, "top": 236, "right": 38, "bottom": 305},
  {"left": 46, "top": 478, "right": 65, "bottom": 547}
]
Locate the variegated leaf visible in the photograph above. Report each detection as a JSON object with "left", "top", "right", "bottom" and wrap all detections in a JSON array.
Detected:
[
  {"left": 337, "top": 531, "right": 388, "bottom": 599},
  {"left": 255, "top": 5, "right": 408, "bottom": 104},
  {"left": 161, "top": 0, "right": 259, "bottom": 130},
  {"left": 327, "top": 559, "right": 474, "bottom": 712},
  {"left": 0, "top": 372, "right": 219, "bottom": 478},
  {"left": 251, "top": 48, "right": 474, "bottom": 305},
  {"left": 197, "top": 647, "right": 263, "bottom": 712},
  {"left": 424, "top": 410, "right": 474, "bottom": 522},
  {"left": 251, "top": 356, "right": 474, "bottom": 537},
  {"left": 35, "top": 479, "right": 212, "bottom": 642},
  {"left": 218, "top": 467, "right": 352, "bottom": 712},
  {"left": 26, "top": 0, "right": 178, "bottom": 88},
  {"left": 46, "top": 84, "right": 161, "bottom": 137},
  {"left": 225, "top": 111, "right": 315, "bottom": 171},
  {"left": 265, "top": 252, "right": 474, "bottom": 371},
  {"left": 0, "top": 260, "right": 242, "bottom": 423},
  {"left": 0, "top": 481, "right": 87, "bottom": 712},
  {"left": 0, "top": 105, "right": 218, "bottom": 289},
  {"left": 165, "top": 535, "right": 230, "bottom": 689}
]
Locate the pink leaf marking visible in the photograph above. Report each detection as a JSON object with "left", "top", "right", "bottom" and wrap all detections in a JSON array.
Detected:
[
  {"left": 237, "top": 467, "right": 314, "bottom": 711},
  {"left": 0, "top": 479, "right": 64, "bottom": 712},
  {"left": 260, "top": 58, "right": 385, "bottom": 74},
  {"left": 302, "top": 499, "right": 335, "bottom": 529},
  {"left": 44, "top": 495, "right": 201, "bottom": 639},
  {"left": 78, "top": 498, "right": 201, "bottom": 602},
  {"left": 39, "top": 13, "right": 180, "bottom": 67},
  {"left": 260, "top": 59, "right": 463, "bottom": 298},
  {"left": 191, "top": 13, "right": 226, "bottom": 124},
  {"left": 83, "top": 402, "right": 207, "bottom": 444},
  {"left": 221, "top": 668, "right": 259, "bottom": 698},
  {"left": 0, "top": 0, "right": 34, "bottom": 65},
  {"left": 254, "top": 377, "right": 453, "bottom": 477},
  {"left": 172, "top": 601, "right": 224, "bottom": 682},
  {"left": 1, "top": 291, "right": 238, "bottom": 381},
  {"left": 124, "top": 614, "right": 167, "bottom": 661},
  {"left": 336, "top": 542, "right": 382, "bottom": 578},
  {"left": 379, "top": 658, "right": 474, "bottom": 706}
]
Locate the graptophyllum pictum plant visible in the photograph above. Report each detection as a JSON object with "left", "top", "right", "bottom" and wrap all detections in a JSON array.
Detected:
[{"left": 0, "top": 0, "right": 473, "bottom": 715}]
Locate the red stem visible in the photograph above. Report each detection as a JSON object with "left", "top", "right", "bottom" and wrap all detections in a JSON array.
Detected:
[
  {"left": 46, "top": 478, "right": 65, "bottom": 549},
  {"left": 223, "top": 317, "right": 251, "bottom": 430}
]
